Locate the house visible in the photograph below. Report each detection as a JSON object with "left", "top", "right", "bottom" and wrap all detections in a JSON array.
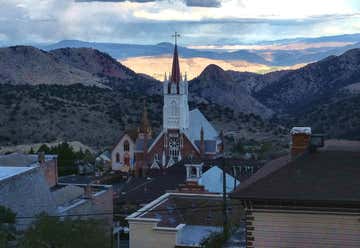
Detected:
[
  {"left": 95, "top": 150, "right": 111, "bottom": 171},
  {"left": 53, "top": 183, "right": 113, "bottom": 227},
  {"left": 111, "top": 130, "right": 138, "bottom": 172},
  {"left": 0, "top": 165, "right": 57, "bottom": 229},
  {"left": 230, "top": 128, "right": 360, "bottom": 248},
  {"left": 111, "top": 40, "right": 222, "bottom": 174},
  {"left": 126, "top": 161, "right": 243, "bottom": 248},
  {"left": 0, "top": 152, "right": 113, "bottom": 232}
]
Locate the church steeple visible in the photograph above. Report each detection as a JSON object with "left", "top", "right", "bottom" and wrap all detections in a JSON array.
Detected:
[
  {"left": 170, "top": 43, "right": 181, "bottom": 84},
  {"left": 139, "top": 99, "right": 151, "bottom": 137},
  {"left": 163, "top": 32, "right": 190, "bottom": 131}
]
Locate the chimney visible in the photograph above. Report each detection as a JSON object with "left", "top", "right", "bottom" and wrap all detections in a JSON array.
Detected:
[
  {"left": 290, "top": 127, "right": 312, "bottom": 158},
  {"left": 38, "top": 151, "right": 45, "bottom": 164}
]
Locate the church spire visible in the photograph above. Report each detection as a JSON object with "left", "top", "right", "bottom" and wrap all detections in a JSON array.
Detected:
[
  {"left": 170, "top": 32, "right": 181, "bottom": 86},
  {"left": 139, "top": 99, "right": 151, "bottom": 136}
]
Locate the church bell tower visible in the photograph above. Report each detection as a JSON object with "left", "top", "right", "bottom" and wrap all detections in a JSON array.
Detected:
[{"left": 163, "top": 32, "right": 190, "bottom": 132}]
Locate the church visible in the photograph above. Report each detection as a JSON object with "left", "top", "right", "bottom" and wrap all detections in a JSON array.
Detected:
[{"left": 111, "top": 39, "right": 222, "bottom": 173}]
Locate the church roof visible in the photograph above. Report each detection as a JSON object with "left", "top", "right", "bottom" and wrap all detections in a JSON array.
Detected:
[
  {"left": 170, "top": 44, "right": 181, "bottom": 84},
  {"left": 188, "top": 108, "right": 218, "bottom": 143},
  {"left": 135, "top": 137, "right": 155, "bottom": 152},
  {"left": 194, "top": 140, "right": 217, "bottom": 154}
]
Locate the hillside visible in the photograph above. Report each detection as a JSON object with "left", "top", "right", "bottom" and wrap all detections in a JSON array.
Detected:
[
  {"left": 255, "top": 49, "right": 360, "bottom": 113},
  {"left": 189, "top": 64, "right": 274, "bottom": 118},
  {"left": 0, "top": 46, "right": 160, "bottom": 94},
  {"left": 0, "top": 84, "right": 285, "bottom": 149},
  {"left": 0, "top": 46, "right": 102, "bottom": 87}
]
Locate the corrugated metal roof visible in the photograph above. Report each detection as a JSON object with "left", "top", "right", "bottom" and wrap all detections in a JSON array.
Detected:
[{"left": 188, "top": 109, "right": 218, "bottom": 143}]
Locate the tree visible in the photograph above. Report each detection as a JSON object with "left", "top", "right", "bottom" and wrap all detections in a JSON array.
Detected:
[
  {"left": 20, "top": 215, "right": 110, "bottom": 248},
  {"left": 0, "top": 205, "right": 16, "bottom": 247},
  {"left": 37, "top": 144, "right": 50, "bottom": 154},
  {"left": 28, "top": 147, "right": 35, "bottom": 154}
]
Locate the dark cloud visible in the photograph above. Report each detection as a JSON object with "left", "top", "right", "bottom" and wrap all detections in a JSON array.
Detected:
[
  {"left": 76, "top": 0, "right": 221, "bottom": 7},
  {"left": 76, "top": 0, "right": 155, "bottom": 2},
  {"left": 185, "top": 0, "right": 221, "bottom": 8}
]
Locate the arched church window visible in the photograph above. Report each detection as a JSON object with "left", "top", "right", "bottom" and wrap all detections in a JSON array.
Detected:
[
  {"left": 124, "top": 140, "right": 130, "bottom": 152},
  {"left": 171, "top": 100, "right": 178, "bottom": 116},
  {"left": 116, "top": 153, "right": 120, "bottom": 163}
]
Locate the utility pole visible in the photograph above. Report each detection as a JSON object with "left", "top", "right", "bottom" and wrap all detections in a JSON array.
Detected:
[{"left": 222, "top": 156, "right": 228, "bottom": 240}]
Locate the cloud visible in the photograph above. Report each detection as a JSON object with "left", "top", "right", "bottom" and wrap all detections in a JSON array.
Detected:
[
  {"left": 76, "top": 0, "right": 155, "bottom": 2},
  {"left": 76, "top": 0, "right": 221, "bottom": 7},
  {"left": 185, "top": 0, "right": 221, "bottom": 7},
  {"left": 0, "top": 0, "right": 359, "bottom": 46}
]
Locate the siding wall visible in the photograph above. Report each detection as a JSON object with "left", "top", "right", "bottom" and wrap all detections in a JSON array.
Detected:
[
  {"left": 246, "top": 209, "right": 360, "bottom": 248},
  {"left": 129, "top": 221, "right": 178, "bottom": 248}
]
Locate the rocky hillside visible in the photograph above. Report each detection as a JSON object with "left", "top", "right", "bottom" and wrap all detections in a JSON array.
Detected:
[
  {"left": 0, "top": 84, "right": 284, "bottom": 148},
  {"left": 254, "top": 49, "right": 360, "bottom": 113},
  {"left": 0, "top": 46, "right": 102, "bottom": 87},
  {"left": 189, "top": 64, "right": 274, "bottom": 118},
  {"left": 0, "top": 46, "right": 160, "bottom": 94},
  {"left": 190, "top": 49, "right": 360, "bottom": 139}
]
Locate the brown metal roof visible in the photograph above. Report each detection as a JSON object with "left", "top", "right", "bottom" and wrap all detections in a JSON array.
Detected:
[{"left": 231, "top": 151, "right": 360, "bottom": 204}]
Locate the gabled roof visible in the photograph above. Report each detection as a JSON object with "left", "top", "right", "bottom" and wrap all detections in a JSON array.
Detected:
[
  {"left": 199, "top": 166, "right": 239, "bottom": 193},
  {"left": 231, "top": 151, "right": 360, "bottom": 205},
  {"left": 0, "top": 153, "right": 38, "bottom": 167},
  {"left": 188, "top": 109, "right": 218, "bottom": 143}
]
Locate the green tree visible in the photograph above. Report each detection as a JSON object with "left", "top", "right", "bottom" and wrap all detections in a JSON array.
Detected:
[
  {"left": 20, "top": 215, "right": 110, "bottom": 248},
  {"left": 28, "top": 147, "right": 35, "bottom": 154},
  {"left": 37, "top": 144, "right": 50, "bottom": 154},
  {"left": 0, "top": 205, "right": 16, "bottom": 247}
]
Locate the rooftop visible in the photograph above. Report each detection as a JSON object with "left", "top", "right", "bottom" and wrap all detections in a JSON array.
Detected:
[
  {"left": 0, "top": 153, "right": 57, "bottom": 167},
  {"left": 0, "top": 166, "right": 35, "bottom": 182},
  {"left": 128, "top": 192, "right": 241, "bottom": 228},
  {"left": 231, "top": 150, "right": 360, "bottom": 205},
  {"left": 188, "top": 108, "right": 218, "bottom": 143}
]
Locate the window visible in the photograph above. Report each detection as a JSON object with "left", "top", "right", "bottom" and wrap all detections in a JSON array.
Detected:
[
  {"left": 169, "top": 136, "right": 179, "bottom": 159},
  {"left": 171, "top": 100, "right": 178, "bottom": 116},
  {"left": 190, "top": 167, "right": 197, "bottom": 178},
  {"left": 116, "top": 153, "right": 120, "bottom": 163},
  {"left": 124, "top": 140, "right": 130, "bottom": 152}
]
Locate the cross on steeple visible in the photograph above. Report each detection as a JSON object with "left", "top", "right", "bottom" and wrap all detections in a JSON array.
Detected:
[{"left": 172, "top": 32, "right": 180, "bottom": 45}]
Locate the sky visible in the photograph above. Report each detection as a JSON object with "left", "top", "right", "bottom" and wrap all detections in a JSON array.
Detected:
[{"left": 0, "top": 0, "right": 360, "bottom": 46}]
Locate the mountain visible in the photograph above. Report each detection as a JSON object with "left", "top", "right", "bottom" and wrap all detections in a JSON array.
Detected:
[
  {"left": 50, "top": 47, "right": 135, "bottom": 80},
  {"left": 189, "top": 64, "right": 274, "bottom": 118},
  {"left": 255, "top": 49, "right": 360, "bottom": 113},
  {"left": 287, "top": 93, "right": 360, "bottom": 139},
  {"left": 39, "top": 34, "right": 360, "bottom": 68},
  {"left": 0, "top": 46, "right": 102, "bottom": 87},
  {"left": 0, "top": 46, "right": 160, "bottom": 94}
]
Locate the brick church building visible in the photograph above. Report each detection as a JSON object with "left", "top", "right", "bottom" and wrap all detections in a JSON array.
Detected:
[{"left": 111, "top": 40, "right": 222, "bottom": 173}]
